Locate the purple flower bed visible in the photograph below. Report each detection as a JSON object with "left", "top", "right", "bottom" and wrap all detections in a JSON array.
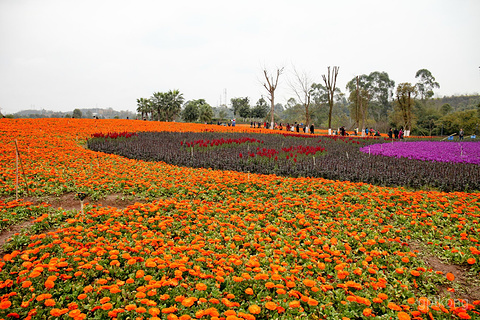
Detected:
[{"left": 360, "top": 141, "right": 480, "bottom": 165}]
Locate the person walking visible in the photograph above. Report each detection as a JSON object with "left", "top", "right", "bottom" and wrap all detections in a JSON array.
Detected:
[
  {"left": 459, "top": 128, "right": 464, "bottom": 140},
  {"left": 310, "top": 123, "right": 314, "bottom": 134},
  {"left": 394, "top": 128, "right": 399, "bottom": 139}
]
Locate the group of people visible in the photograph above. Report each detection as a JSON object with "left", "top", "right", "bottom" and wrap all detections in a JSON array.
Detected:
[
  {"left": 387, "top": 128, "right": 404, "bottom": 139},
  {"left": 249, "top": 121, "right": 315, "bottom": 134}
]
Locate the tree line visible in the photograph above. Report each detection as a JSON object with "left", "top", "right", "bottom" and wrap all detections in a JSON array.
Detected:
[{"left": 137, "top": 67, "right": 480, "bottom": 136}]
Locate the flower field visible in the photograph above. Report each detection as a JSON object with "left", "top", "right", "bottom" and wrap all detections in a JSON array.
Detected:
[
  {"left": 360, "top": 141, "right": 480, "bottom": 165},
  {"left": 0, "top": 118, "right": 479, "bottom": 320},
  {"left": 87, "top": 132, "right": 480, "bottom": 192}
]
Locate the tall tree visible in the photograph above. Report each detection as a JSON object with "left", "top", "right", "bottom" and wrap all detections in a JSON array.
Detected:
[
  {"left": 198, "top": 102, "right": 214, "bottom": 123},
  {"left": 182, "top": 100, "right": 201, "bottom": 122},
  {"left": 164, "top": 89, "right": 184, "bottom": 122},
  {"left": 415, "top": 69, "right": 440, "bottom": 105},
  {"left": 238, "top": 103, "right": 251, "bottom": 119},
  {"left": 346, "top": 75, "right": 370, "bottom": 132},
  {"left": 263, "top": 67, "right": 284, "bottom": 129},
  {"left": 73, "top": 109, "right": 82, "bottom": 119},
  {"left": 136, "top": 98, "right": 150, "bottom": 120},
  {"left": 150, "top": 90, "right": 184, "bottom": 122},
  {"left": 151, "top": 92, "right": 166, "bottom": 121},
  {"left": 251, "top": 97, "right": 269, "bottom": 119},
  {"left": 322, "top": 66, "right": 339, "bottom": 131},
  {"left": 230, "top": 97, "right": 250, "bottom": 118},
  {"left": 367, "top": 71, "right": 395, "bottom": 122},
  {"left": 290, "top": 68, "right": 314, "bottom": 131},
  {"left": 395, "top": 83, "right": 417, "bottom": 133}
]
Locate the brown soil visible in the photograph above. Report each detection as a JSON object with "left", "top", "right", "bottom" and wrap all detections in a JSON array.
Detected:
[{"left": 409, "top": 241, "right": 480, "bottom": 303}]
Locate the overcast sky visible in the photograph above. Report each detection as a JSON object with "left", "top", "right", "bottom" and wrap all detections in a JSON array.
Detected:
[{"left": 1, "top": 0, "right": 479, "bottom": 114}]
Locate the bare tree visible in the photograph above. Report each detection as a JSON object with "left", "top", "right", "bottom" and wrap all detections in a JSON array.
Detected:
[
  {"left": 263, "top": 67, "right": 284, "bottom": 129},
  {"left": 289, "top": 67, "right": 313, "bottom": 132},
  {"left": 322, "top": 66, "right": 339, "bottom": 131}
]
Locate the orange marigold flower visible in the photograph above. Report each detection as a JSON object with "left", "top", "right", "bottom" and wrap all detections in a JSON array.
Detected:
[
  {"left": 196, "top": 283, "right": 207, "bottom": 291},
  {"left": 0, "top": 300, "right": 12, "bottom": 309},
  {"left": 248, "top": 305, "right": 261, "bottom": 314},
  {"left": 50, "top": 308, "right": 63, "bottom": 317},
  {"left": 100, "top": 297, "right": 110, "bottom": 304},
  {"left": 362, "top": 308, "right": 373, "bottom": 316},
  {"left": 387, "top": 302, "right": 402, "bottom": 311},
  {"left": 44, "top": 299, "right": 56, "bottom": 307},
  {"left": 149, "top": 308, "right": 160, "bottom": 316},
  {"left": 467, "top": 258, "right": 476, "bottom": 265},
  {"left": 182, "top": 297, "right": 196, "bottom": 307},
  {"left": 136, "top": 292, "right": 146, "bottom": 299},
  {"left": 162, "top": 306, "right": 177, "bottom": 314},
  {"left": 289, "top": 300, "right": 300, "bottom": 308},
  {"left": 398, "top": 311, "right": 411, "bottom": 320},
  {"left": 303, "top": 279, "right": 315, "bottom": 287},
  {"left": 378, "top": 293, "right": 388, "bottom": 300},
  {"left": 245, "top": 288, "right": 254, "bottom": 295},
  {"left": 410, "top": 270, "right": 420, "bottom": 277},
  {"left": 45, "top": 279, "right": 55, "bottom": 289},
  {"left": 446, "top": 273, "right": 455, "bottom": 281},
  {"left": 136, "top": 307, "right": 147, "bottom": 313},
  {"left": 265, "top": 301, "right": 278, "bottom": 310},
  {"left": 224, "top": 310, "right": 236, "bottom": 316},
  {"left": 307, "top": 298, "right": 319, "bottom": 306},
  {"left": 125, "top": 304, "right": 137, "bottom": 311},
  {"left": 418, "top": 304, "right": 429, "bottom": 313},
  {"left": 101, "top": 303, "right": 113, "bottom": 310}
]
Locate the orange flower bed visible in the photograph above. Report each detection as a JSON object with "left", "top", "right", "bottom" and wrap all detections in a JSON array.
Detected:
[{"left": 0, "top": 118, "right": 479, "bottom": 319}]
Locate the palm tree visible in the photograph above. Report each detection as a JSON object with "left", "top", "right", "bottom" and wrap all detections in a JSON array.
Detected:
[
  {"left": 136, "top": 98, "right": 150, "bottom": 120},
  {"left": 165, "top": 89, "right": 184, "bottom": 122}
]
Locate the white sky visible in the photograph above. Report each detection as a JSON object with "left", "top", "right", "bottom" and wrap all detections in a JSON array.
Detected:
[{"left": 1, "top": 0, "right": 479, "bottom": 114}]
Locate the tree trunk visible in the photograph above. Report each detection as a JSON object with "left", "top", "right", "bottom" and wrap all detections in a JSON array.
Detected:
[{"left": 270, "top": 90, "right": 275, "bottom": 129}]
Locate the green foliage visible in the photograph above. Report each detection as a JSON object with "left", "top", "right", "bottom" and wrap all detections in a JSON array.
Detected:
[
  {"left": 150, "top": 89, "right": 185, "bottom": 122},
  {"left": 412, "top": 105, "right": 442, "bottom": 136},
  {"left": 437, "top": 109, "right": 480, "bottom": 135},
  {"left": 415, "top": 69, "right": 440, "bottom": 103},
  {"left": 136, "top": 97, "right": 152, "bottom": 120},
  {"left": 251, "top": 97, "right": 269, "bottom": 119},
  {"left": 440, "top": 103, "right": 452, "bottom": 115},
  {"left": 230, "top": 97, "right": 250, "bottom": 117},
  {"left": 345, "top": 72, "right": 395, "bottom": 127},
  {"left": 72, "top": 108, "right": 82, "bottom": 119},
  {"left": 394, "top": 83, "right": 417, "bottom": 131},
  {"left": 198, "top": 102, "right": 214, "bottom": 123}
]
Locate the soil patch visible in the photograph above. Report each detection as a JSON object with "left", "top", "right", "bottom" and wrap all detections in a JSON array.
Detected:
[{"left": 409, "top": 241, "right": 480, "bottom": 303}]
